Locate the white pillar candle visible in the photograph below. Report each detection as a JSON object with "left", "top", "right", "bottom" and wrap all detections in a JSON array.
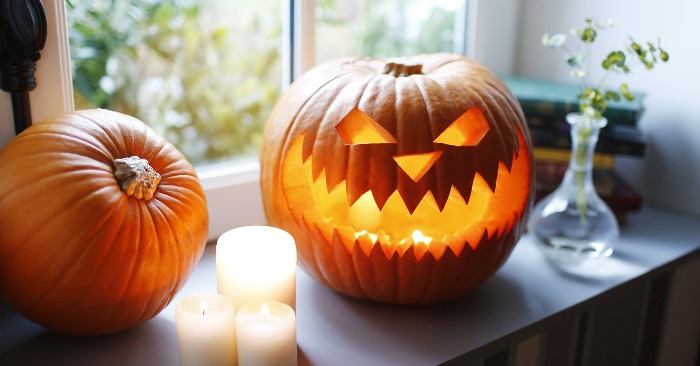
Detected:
[
  {"left": 175, "top": 293, "right": 237, "bottom": 366},
  {"left": 216, "top": 226, "right": 297, "bottom": 310},
  {"left": 236, "top": 301, "right": 297, "bottom": 366}
]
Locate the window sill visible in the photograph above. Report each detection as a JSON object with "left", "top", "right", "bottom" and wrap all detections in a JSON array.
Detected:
[
  {"left": 1, "top": 205, "right": 698, "bottom": 365},
  {"left": 197, "top": 160, "right": 266, "bottom": 240}
]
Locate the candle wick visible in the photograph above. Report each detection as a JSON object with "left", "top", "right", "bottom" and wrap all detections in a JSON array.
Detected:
[{"left": 200, "top": 299, "right": 209, "bottom": 316}]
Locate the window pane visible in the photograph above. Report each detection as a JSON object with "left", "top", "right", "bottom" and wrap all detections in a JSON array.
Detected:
[
  {"left": 67, "top": 0, "right": 282, "bottom": 165},
  {"left": 316, "top": 0, "right": 463, "bottom": 63}
]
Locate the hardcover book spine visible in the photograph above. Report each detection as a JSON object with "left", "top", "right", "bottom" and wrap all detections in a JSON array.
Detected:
[
  {"left": 502, "top": 75, "right": 646, "bottom": 128},
  {"left": 529, "top": 125, "right": 647, "bottom": 157},
  {"left": 518, "top": 99, "right": 645, "bottom": 128}
]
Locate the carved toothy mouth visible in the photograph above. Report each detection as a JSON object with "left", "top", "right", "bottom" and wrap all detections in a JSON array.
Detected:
[{"left": 280, "top": 129, "right": 531, "bottom": 259}]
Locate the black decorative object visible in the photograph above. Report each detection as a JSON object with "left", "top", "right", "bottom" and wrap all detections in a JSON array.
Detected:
[{"left": 0, "top": 0, "right": 47, "bottom": 135}]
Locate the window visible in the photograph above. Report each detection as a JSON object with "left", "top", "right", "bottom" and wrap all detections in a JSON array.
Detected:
[
  {"left": 315, "top": 0, "right": 464, "bottom": 63},
  {"left": 67, "top": 0, "right": 284, "bottom": 167},
  {"left": 2, "top": 0, "right": 519, "bottom": 240}
]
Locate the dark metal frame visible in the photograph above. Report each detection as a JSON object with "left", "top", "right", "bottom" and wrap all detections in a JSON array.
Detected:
[{"left": 0, "top": 0, "right": 47, "bottom": 135}]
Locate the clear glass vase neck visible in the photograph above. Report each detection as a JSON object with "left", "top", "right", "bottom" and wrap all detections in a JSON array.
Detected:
[{"left": 563, "top": 113, "right": 608, "bottom": 189}]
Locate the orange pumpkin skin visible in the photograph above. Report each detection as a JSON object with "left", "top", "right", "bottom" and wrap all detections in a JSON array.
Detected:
[
  {"left": 260, "top": 54, "right": 533, "bottom": 305},
  {"left": 0, "top": 109, "right": 209, "bottom": 335}
]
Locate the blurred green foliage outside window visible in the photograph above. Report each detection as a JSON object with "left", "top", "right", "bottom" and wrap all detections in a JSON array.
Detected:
[
  {"left": 67, "top": 0, "right": 461, "bottom": 166},
  {"left": 68, "top": 0, "right": 282, "bottom": 165},
  {"left": 316, "top": 0, "right": 461, "bottom": 63}
]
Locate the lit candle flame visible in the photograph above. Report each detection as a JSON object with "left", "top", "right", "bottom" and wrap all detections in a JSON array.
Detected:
[
  {"left": 412, "top": 230, "right": 432, "bottom": 244},
  {"left": 354, "top": 230, "right": 378, "bottom": 243},
  {"left": 200, "top": 299, "right": 208, "bottom": 316},
  {"left": 261, "top": 303, "right": 270, "bottom": 315}
]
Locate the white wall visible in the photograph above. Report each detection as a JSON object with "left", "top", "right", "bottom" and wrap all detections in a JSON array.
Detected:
[
  {"left": 468, "top": 0, "right": 522, "bottom": 75},
  {"left": 512, "top": 0, "right": 700, "bottom": 217}
]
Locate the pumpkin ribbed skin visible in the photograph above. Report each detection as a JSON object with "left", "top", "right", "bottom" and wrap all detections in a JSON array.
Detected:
[
  {"left": 0, "top": 109, "right": 208, "bottom": 335},
  {"left": 261, "top": 54, "right": 533, "bottom": 305}
]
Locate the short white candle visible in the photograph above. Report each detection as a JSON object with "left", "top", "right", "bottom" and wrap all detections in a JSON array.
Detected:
[
  {"left": 175, "top": 293, "right": 237, "bottom": 366},
  {"left": 216, "top": 226, "right": 297, "bottom": 310},
  {"left": 236, "top": 301, "right": 297, "bottom": 366}
]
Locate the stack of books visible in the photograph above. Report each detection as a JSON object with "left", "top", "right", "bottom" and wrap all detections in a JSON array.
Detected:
[{"left": 502, "top": 75, "right": 644, "bottom": 222}]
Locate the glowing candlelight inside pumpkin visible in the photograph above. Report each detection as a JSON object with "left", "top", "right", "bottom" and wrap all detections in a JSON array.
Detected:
[
  {"left": 348, "top": 191, "right": 381, "bottom": 232},
  {"left": 354, "top": 230, "right": 379, "bottom": 243},
  {"left": 175, "top": 293, "right": 237, "bottom": 366},
  {"left": 412, "top": 230, "right": 432, "bottom": 245}
]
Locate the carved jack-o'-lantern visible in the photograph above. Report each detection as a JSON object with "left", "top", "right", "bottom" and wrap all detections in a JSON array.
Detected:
[{"left": 260, "top": 54, "right": 533, "bottom": 304}]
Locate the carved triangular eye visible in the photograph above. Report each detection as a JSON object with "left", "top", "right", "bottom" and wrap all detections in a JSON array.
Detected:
[
  {"left": 336, "top": 108, "right": 397, "bottom": 145},
  {"left": 434, "top": 106, "right": 490, "bottom": 146}
]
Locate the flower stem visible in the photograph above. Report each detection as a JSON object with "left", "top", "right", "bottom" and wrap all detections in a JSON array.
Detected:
[{"left": 574, "top": 126, "right": 592, "bottom": 223}]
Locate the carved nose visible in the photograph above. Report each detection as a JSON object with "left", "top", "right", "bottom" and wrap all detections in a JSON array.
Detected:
[{"left": 393, "top": 151, "right": 443, "bottom": 182}]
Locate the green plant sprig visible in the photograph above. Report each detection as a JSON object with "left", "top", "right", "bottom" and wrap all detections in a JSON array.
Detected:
[{"left": 542, "top": 18, "right": 669, "bottom": 119}]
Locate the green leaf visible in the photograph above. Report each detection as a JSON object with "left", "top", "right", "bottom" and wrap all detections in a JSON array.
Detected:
[
  {"left": 604, "top": 91, "right": 621, "bottom": 101},
  {"left": 593, "top": 91, "right": 605, "bottom": 103},
  {"left": 630, "top": 40, "right": 643, "bottom": 55},
  {"left": 620, "top": 84, "right": 635, "bottom": 101},
  {"left": 581, "top": 27, "right": 596, "bottom": 42},
  {"left": 603, "top": 51, "right": 627, "bottom": 71},
  {"left": 611, "top": 51, "right": 626, "bottom": 65},
  {"left": 566, "top": 54, "right": 579, "bottom": 66},
  {"left": 579, "top": 88, "right": 595, "bottom": 99}
]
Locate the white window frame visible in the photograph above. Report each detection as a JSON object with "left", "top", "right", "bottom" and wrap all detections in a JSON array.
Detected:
[{"left": 1, "top": 0, "right": 522, "bottom": 241}]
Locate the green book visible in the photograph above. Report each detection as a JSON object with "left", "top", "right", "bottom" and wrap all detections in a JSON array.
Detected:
[
  {"left": 528, "top": 124, "right": 647, "bottom": 157},
  {"left": 501, "top": 75, "right": 646, "bottom": 127}
]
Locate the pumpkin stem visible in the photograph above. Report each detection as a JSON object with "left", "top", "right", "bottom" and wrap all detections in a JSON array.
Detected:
[
  {"left": 113, "top": 156, "right": 161, "bottom": 200},
  {"left": 382, "top": 58, "right": 423, "bottom": 77}
]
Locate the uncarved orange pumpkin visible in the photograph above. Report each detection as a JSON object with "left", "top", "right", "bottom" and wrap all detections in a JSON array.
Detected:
[
  {"left": 0, "top": 109, "right": 208, "bottom": 335},
  {"left": 260, "top": 54, "right": 533, "bottom": 305}
]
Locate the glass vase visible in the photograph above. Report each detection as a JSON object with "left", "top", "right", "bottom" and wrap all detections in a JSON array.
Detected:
[{"left": 528, "top": 112, "right": 619, "bottom": 268}]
